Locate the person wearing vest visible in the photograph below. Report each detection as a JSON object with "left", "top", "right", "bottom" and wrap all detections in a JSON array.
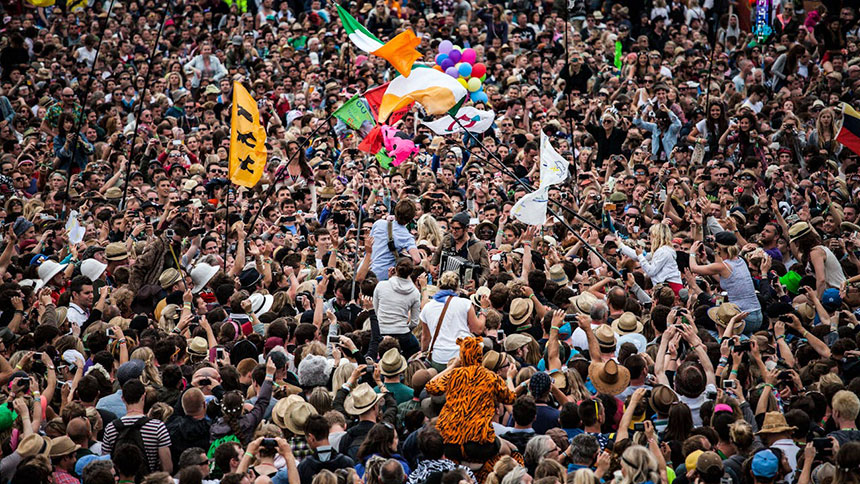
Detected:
[{"left": 430, "top": 212, "right": 491, "bottom": 287}]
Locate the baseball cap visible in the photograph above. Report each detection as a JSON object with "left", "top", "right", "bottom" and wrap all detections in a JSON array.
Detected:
[{"left": 751, "top": 450, "right": 779, "bottom": 479}]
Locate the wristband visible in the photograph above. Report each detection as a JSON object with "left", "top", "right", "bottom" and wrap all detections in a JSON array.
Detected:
[
  {"left": 265, "top": 374, "right": 274, "bottom": 381},
  {"left": 244, "top": 452, "right": 254, "bottom": 459},
  {"left": 776, "top": 335, "right": 786, "bottom": 341},
  {"left": 764, "top": 383, "right": 776, "bottom": 390},
  {"left": 118, "top": 339, "right": 127, "bottom": 345},
  {"left": 730, "top": 369, "right": 738, "bottom": 375}
]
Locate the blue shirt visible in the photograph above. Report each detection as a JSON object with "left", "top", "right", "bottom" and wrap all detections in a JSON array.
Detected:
[
  {"left": 369, "top": 219, "right": 416, "bottom": 281},
  {"left": 95, "top": 390, "right": 126, "bottom": 418}
]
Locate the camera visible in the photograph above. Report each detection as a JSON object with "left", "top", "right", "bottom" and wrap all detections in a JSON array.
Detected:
[
  {"left": 364, "top": 356, "right": 375, "bottom": 375},
  {"left": 735, "top": 341, "right": 751, "bottom": 352},
  {"left": 812, "top": 438, "right": 832, "bottom": 455},
  {"left": 165, "top": 229, "right": 176, "bottom": 239},
  {"left": 33, "top": 352, "right": 42, "bottom": 360},
  {"left": 198, "top": 378, "right": 211, "bottom": 387},
  {"left": 261, "top": 438, "right": 277, "bottom": 448},
  {"left": 106, "top": 328, "right": 114, "bottom": 338},
  {"left": 633, "top": 422, "right": 646, "bottom": 432},
  {"left": 723, "top": 379, "right": 736, "bottom": 389}
]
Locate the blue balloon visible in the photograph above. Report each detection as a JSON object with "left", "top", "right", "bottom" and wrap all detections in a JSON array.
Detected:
[
  {"left": 458, "top": 63, "right": 472, "bottom": 77},
  {"left": 435, "top": 53, "right": 448, "bottom": 65},
  {"left": 440, "top": 58, "right": 454, "bottom": 70},
  {"left": 471, "top": 90, "right": 488, "bottom": 103}
]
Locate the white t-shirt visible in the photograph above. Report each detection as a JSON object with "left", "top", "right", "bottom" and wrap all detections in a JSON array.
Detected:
[
  {"left": 419, "top": 296, "right": 472, "bottom": 365},
  {"left": 677, "top": 383, "right": 717, "bottom": 427},
  {"left": 571, "top": 322, "right": 602, "bottom": 351}
]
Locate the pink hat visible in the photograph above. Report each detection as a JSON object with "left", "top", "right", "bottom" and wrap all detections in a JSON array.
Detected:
[
  {"left": 355, "top": 55, "right": 368, "bottom": 66},
  {"left": 714, "top": 403, "right": 734, "bottom": 414}
]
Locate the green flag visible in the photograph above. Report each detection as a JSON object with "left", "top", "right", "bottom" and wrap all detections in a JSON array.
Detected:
[
  {"left": 614, "top": 41, "right": 622, "bottom": 70},
  {"left": 376, "top": 148, "right": 393, "bottom": 170},
  {"left": 333, "top": 94, "right": 375, "bottom": 131}
]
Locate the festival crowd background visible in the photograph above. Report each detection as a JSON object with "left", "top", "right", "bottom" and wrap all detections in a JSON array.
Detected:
[{"left": 1, "top": 0, "right": 860, "bottom": 484}]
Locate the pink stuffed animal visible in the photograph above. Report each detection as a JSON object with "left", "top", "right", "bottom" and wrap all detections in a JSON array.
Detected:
[{"left": 381, "top": 125, "right": 419, "bottom": 167}]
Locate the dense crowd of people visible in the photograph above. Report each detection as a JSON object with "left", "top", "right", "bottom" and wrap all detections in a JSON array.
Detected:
[{"left": 1, "top": 0, "right": 860, "bottom": 483}]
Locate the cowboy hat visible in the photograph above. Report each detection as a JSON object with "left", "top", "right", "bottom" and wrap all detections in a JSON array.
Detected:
[
  {"left": 283, "top": 399, "right": 318, "bottom": 435},
  {"left": 650, "top": 384, "right": 679, "bottom": 415},
  {"left": 272, "top": 395, "right": 305, "bottom": 429},
  {"left": 756, "top": 411, "right": 798, "bottom": 435},
  {"left": 344, "top": 383, "right": 383, "bottom": 416},
  {"left": 379, "top": 348, "right": 407, "bottom": 376},
  {"left": 587, "top": 359, "right": 630, "bottom": 395},
  {"left": 509, "top": 298, "right": 534, "bottom": 326},
  {"left": 707, "top": 303, "right": 745, "bottom": 334},
  {"left": 611, "top": 312, "right": 643, "bottom": 335}
]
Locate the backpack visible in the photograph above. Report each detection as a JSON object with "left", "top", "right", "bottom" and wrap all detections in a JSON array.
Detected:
[{"left": 112, "top": 417, "right": 152, "bottom": 474}]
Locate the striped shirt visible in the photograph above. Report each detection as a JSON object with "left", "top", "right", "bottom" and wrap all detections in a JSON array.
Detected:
[{"left": 102, "top": 414, "right": 172, "bottom": 472}]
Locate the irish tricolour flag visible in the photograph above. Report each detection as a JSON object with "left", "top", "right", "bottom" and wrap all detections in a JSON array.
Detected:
[
  {"left": 336, "top": 5, "right": 422, "bottom": 77},
  {"left": 378, "top": 65, "right": 468, "bottom": 122}
]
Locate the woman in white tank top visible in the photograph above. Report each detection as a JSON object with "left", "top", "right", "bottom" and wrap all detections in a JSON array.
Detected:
[{"left": 789, "top": 222, "right": 846, "bottom": 295}]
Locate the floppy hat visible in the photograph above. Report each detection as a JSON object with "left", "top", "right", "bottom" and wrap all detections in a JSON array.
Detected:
[
  {"left": 594, "top": 324, "right": 617, "bottom": 349},
  {"left": 38, "top": 260, "right": 67, "bottom": 285},
  {"left": 49, "top": 436, "right": 81, "bottom": 457},
  {"left": 105, "top": 242, "right": 129, "bottom": 261},
  {"left": 344, "top": 383, "right": 383, "bottom": 415},
  {"left": 80, "top": 259, "right": 107, "bottom": 282},
  {"left": 509, "top": 297, "right": 534, "bottom": 325},
  {"left": 191, "top": 262, "right": 219, "bottom": 294},
  {"left": 503, "top": 333, "right": 532, "bottom": 352},
  {"left": 611, "top": 312, "right": 643, "bottom": 335},
  {"left": 379, "top": 348, "right": 407, "bottom": 376},
  {"left": 587, "top": 359, "right": 630, "bottom": 395},
  {"left": 649, "top": 384, "right": 679, "bottom": 415},
  {"left": 549, "top": 264, "right": 569, "bottom": 285},
  {"left": 756, "top": 411, "right": 798, "bottom": 435}
]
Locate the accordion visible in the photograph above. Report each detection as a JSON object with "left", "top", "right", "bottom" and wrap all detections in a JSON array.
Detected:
[{"left": 440, "top": 251, "right": 482, "bottom": 281}]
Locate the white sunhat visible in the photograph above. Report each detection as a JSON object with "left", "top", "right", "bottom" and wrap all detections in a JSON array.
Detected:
[
  {"left": 38, "top": 260, "right": 68, "bottom": 286},
  {"left": 80, "top": 259, "right": 107, "bottom": 282},
  {"left": 190, "top": 262, "right": 219, "bottom": 294},
  {"left": 249, "top": 292, "right": 274, "bottom": 317}
]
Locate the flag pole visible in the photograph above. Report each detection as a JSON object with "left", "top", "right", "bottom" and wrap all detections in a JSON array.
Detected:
[
  {"left": 349, "top": 183, "right": 367, "bottom": 300},
  {"left": 452, "top": 117, "right": 622, "bottom": 278},
  {"left": 65, "top": 0, "right": 118, "bottom": 195},
  {"left": 120, "top": 1, "right": 172, "bottom": 209},
  {"left": 245, "top": 111, "right": 336, "bottom": 232},
  {"left": 223, "top": 185, "right": 230, "bottom": 270}
]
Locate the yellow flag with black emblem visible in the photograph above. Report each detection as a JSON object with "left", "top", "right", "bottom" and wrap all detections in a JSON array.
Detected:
[{"left": 229, "top": 82, "right": 268, "bottom": 187}]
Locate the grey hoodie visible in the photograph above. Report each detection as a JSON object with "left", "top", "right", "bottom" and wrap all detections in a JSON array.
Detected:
[{"left": 372, "top": 276, "right": 420, "bottom": 335}]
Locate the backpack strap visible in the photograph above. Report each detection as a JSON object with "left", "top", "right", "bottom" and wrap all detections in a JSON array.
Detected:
[
  {"left": 387, "top": 220, "right": 398, "bottom": 258},
  {"left": 428, "top": 296, "right": 453, "bottom": 363}
]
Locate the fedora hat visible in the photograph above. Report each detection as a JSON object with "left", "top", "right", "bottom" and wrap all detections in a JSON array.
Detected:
[
  {"left": 570, "top": 291, "right": 599, "bottom": 315},
  {"left": 159, "top": 268, "right": 182, "bottom": 289},
  {"left": 188, "top": 336, "right": 209, "bottom": 357},
  {"left": 549, "top": 264, "right": 569, "bottom": 285},
  {"left": 283, "top": 400, "right": 318, "bottom": 435},
  {"left": 344, "top": 383, "right": 383, "bottom": 415},
  {"left": 249, "top": 292, "right": 274, "bottom": 316},
  {"left": 788, "top": 221, "right": 813, "bottom": 242},
  {"left": 707, "top": 303, "right": 745, "bottom": 334},
  {"left": 379, "top": 348, "right": 407, "bottom": 376},
  {"left": 483, "top": 350, "right": 506, "bottom": 372},
  {"left": 649, "top": 384, "right": 679, "bottom": 415},
  {"left": 190, "top": 262, "right": 219, "bottom": 294},
  {"left": 509, "top": 297, "right": 534, "bottom": 326},
  {"left": 17, "top": 434, "right": 52, "bottom": 458},
  {"left": 594, "top": 324, "right": 617, "bottom": 349},
  {"left": 469, "top": 286, "right": 491, "bottom": 307},
  {"left": 587, "top": 359, "right": 630, "bottom": 395},
  {"left": 756, "top": 411, "right": 798, "bottom": 435},
  {"left": 272, "top": 395, "right": 305, "bottom": 429},
  {"left": 503, "top": 333, "right": 532, "bottom": 352},
  {"left": 49, "top": 436, "right": 80, "bottom": 457},
  {"left": 611, "top": 312, "right": 643, "bottom": 335},
  {"left": 105, "top": 242, "right": 129, "bottom": 261}
]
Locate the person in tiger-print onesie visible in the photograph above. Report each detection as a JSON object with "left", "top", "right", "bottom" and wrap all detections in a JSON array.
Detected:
[{"left": 425, "top": 336, "right": 516, "bottom": 463}]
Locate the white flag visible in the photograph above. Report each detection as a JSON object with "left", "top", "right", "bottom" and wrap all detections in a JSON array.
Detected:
[
  {"left": 539, "top": 130, "right": 569, "bottom": 188},
  {"left": 65, "top": 210, "right": 86, "bottom": 245},
  {"left": 421, "top": 107, "right": 496, "bottom": 135},
  {"left": 511, "top": 186, "right": 550, "bottom": 226},
  {"left": 511, "top": 132, "right": 570, "bottom": 226}
]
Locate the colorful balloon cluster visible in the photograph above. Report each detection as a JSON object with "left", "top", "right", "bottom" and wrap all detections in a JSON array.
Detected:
[{"left": 433, "top": 40, "right": 488, "bottom": 104}]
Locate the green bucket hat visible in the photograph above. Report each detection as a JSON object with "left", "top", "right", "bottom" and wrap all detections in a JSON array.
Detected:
[
  {"left": 779, "top": 271, "right": 802, "bottom": 294},
  {"left": 0, "top": 405, "right": 18, "bottom": 431}
]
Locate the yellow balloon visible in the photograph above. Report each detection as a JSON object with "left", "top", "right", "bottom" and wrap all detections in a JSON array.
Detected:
[
  {"left": 457, "top": 77, "right": 469, "bottom": 89},
  {"left": 467, "top": 77, "right": 482, "bottom": 92}
]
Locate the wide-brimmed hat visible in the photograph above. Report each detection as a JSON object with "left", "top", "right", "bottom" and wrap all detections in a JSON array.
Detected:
[
  {"left": 379, "top": 348, "right": 407, "bottom": 376},
  {"left": 788, "top": 221, "right": 813, "bottom": 242},
  {"left": 191, "top": 262, "right": 219, "bottom": 294},
  {"left": 469, "top": 286, "right": 491, "bottom": 307},
  {"left": 105, "top": 242, "right": 128, "bottom": 261},
  {"left": 549, "top": 264, "right": 569, "bottom": 285},
  {"left": 38, "top": 260, "right": 67, "bottom": 285},
  {"left": 611, "top": 312, "right": 643, "bottom": 335},
  {"left": 587, "top": 359, "right": 630, "bottom": 395},
  {"left": 707, "top": 303, "right": 745, "bottom": 334},
  {"left": 344, "top": 383, "right": 383, "bottom": 415},
  {"left": 503, "top": 333, "right": 532, "bottom": 352},
  {"left": 475, "top": 220, "right": 497, "bottom": 236},
  {"left": 81, "top": 259, "right": 107, "bottom": 282},
  {"left": 17, "top": 434, "right": 52, "bottom": 458},
  {"left": 594, "top": 324, "right": 617, "bottom": 349},
  {"left": 49, "top": 436, "right": 81, "bottom": 457},
  {"left": 283, "top": 399, "right": 318, "bottom": 435},
  {"left": 570, "top": 291, "right": 599, "bottom": 315},
  {"left": 756, "top": 411, "right": 798, "bottom": 435},
  {"left": 188, "top": 336, "right": 209, "bottom": 357},
  {"left": 650, "top": 384, "right": 679, "bottom": 414},
  {"left": 509, "top": 297, "right": 534, "bottom": 325},
  {"left": 272, "top": 395, "right": 304, "bottom": 429}
]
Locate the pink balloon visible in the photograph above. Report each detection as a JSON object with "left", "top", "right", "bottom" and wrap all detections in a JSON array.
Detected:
[{"left": 461, "top": 48, "right": 477, "bottom": 64}]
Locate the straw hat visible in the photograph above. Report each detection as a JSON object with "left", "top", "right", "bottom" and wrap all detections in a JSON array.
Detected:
[
  {"left": 788, "top": 221, "right": 813, "bottom": 242},
  {"left": 509, "top": 298, "right": 534, "bottom": 326},
  {"left": 282, "top": 399, "right": 318, "bottom": 435},
  {"left": 344, "top": 383, "right": 383, "bottom": 416},
  {"left": 594, "top": 324, "right": 617, "bottom": 349},
  {"left": 482, "top": 350, "right": 506, "bottom": 372},
  {"left": 49, "top": 436, "right": 80, "bottom": 457},
  {"left": 649, "top": 384, "right": 679, "bottom": 415},
  {"left": 587, "top": 360, "right": 630, "bottom": 395},
  {"left": 756, "top": 411, "right": 798, "bottom": 435},
  {"left": 549, "top": 264, "right": 569, "bottom": 285},
  {"left": 188, "top": 337, "right": 209, "bottom": 357},
  {"left": 469, "top": 286, "right": 491, "bottom": 307},
  {"left": 272, "top": 395, "right": 305, "bottom": 429},
  {"left": 105, "top": 242, "right": 128, "bottom": 261},
  {"left": 379, "top": 348, "right": 407, "bottom": 376},
  {"left": 159, "top": 268, "right": 182, "bottom": 289},
  {"left": 707, "top": 303, "right": 745, "bottom": 334},
  {"left": 569, "top": 291, "right": 599, "bottom": 315},
  {"left": 17, "top": 434, "right": 52, "bottom": 459},
  {"left": 611, "top": 312, "right": 643, "bottom": 335}
]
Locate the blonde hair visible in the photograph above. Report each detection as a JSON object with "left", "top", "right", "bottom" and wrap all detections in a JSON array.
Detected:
[
  {"left": 729, "top": 420, "right": 755, "bottom": 452},
  {"left": 438, "top": 271, "right": 460, "bottom": 290},
  {"left": 486, "top": 456, "right": 520, "bottom": 484},
  {"left": 833, "top": 390, "right": 860, "bottom": 421},
  {"left": 535, "top": 456, "right": 566, "bottom": 481},
  {"left": 332, "top": 362, "right": 356, "bottom": 392},
  {"left": 649, "top": 224, "right": 674, "bottom": 253},
  {"left": 619, "top": 445, "right": 660, "bottom": 484},
  {"left": 312, "top": 470, "right": 338, "bottom": 484},
  {"left": 573, "top": 468, "right": 600, "bottom": 484},
  {"left": 417, "top": 214, "right": 443, "bottom": 248},
  {"left": 130, "top": 347, "right": 163, "bottom": 387}
]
